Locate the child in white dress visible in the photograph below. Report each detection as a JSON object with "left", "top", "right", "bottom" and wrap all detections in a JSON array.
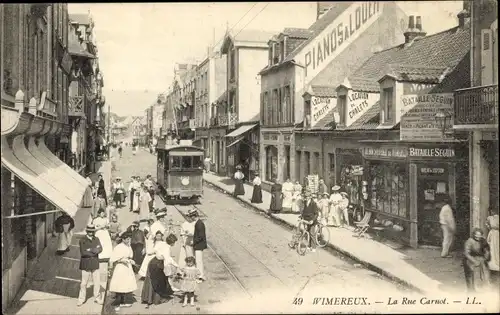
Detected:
[{"left": 179, "top": 256, "right": 201, "bottom": 307}]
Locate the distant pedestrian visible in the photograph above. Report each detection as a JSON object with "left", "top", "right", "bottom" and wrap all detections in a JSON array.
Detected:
[
  {"left": 328, "top": 185, "right": 342, "bottom": 227},
  {"left": 77, "top": 224, "right": 103, "bottom": 306},
  {"left": 129, "top": 221, "right": 146, "bottom": 274},
  {"left": 486, "top": 208, "right": 499, "bottom": 274},
  {"left": 318, "top": 192, "right": 330, "bottom": 226},
  {"left": 292, "top": 181, "right": 303, "bottom": 214},
  {"left": 438, "top": 194, "right": 456, "bottom": 258},
  {"left": 109, "top": 231, "right": 138, "bottom": 311},
  {"left": 54, "top": 213, "right": 75, "bottom": 255},
  {"left": 269, "top": 178, "right": 283, "bottom": 214},
  {"left": 83, "top": 176, "right": 94, "bottom": 208},
  {"left": 204, "top": 156, "right": 211, "bottom": 173},
  {"left": 108, "top": 214, "right": 122, "bottom": 242},
  {"left": 233, "top": 166, "right": 245, "bottom": 196},
  {"left": 340, "top": 192, "right": 350, "bottom": 228},
  {"left": 190, "top": 208, "right": 207, "bottom": 281},
  {"left": 144, "top": 175, "right": 155, "bottom": 211},
  {"left": 118, "top": 145, "right": 123, "bottom": 158},
  {"left": 250, "top": 172, "right": 263, "bottom": 204},
  {"left": 92, "top": 192, "right": 107, "bottom": 219},
  {"left": 179, "top": 256, "right": 202, "bottom": 307},
  {"left": 96, "top": 174, "right": 108, "bottom": 207},
  {"left": 113, "top": 177, "right": 125, "bottom": 208},
  {"left": 139, "top": 184, "right": 152, "bottom": 222},
  {"left": 128, "top": 176, "right": 140, "bottom": 212},
  {"left": 282, "top": 178, "right": 294, "bottom": 213},
  {"left": 463, "top": 228, "right": 491, "bottom": 292}
]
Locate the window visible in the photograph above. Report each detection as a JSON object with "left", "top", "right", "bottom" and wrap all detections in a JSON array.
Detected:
[
  {"left": 284, "top": 85, "right": 291, "bottom": 124},
  {"left": 269, "top": 45, "right": 273, "bottom": 65},
  {"left": 383, "top": 88, "right": 394, "bottom": 122},
  {"left": 280, "top": 40, "right": 285, "bottom": 61},
  {"left": 278, "top": 88, "right": 283, "bottom": 124},
  {"left": 265, "top": 146, "right": 278, "bottom": 182},
  {"left": 304, "top": 100, "right": 311, "bottom": 127},
  {"left": 172, "top": 156, "right": 181, "bottom": 168},
  {"left": 368, "top": 162, "right": 407, "bottom": 218},
  {"left": 230, "top": 49, "right": 236, "bottom": 80},
  {"left": 337, "top": 95, "right": 346, "bottom": 125},
  {"left": 193, "top": 156, "right": 203, "bottom": 169},
  {"left": 272, "top": 89, "right": 278, "bottom": 125},
  {"left": 263, "top": 92, "right": 269, "bottom": 125}
]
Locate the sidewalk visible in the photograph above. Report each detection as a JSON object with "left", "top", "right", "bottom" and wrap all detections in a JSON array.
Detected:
[{"left": 202, "top": 172, "right": 465, "bottom": 295}]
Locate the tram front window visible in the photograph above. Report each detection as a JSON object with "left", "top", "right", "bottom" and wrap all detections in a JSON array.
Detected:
[
  {"left": 193, "top": 156, "right": 203, "bottom": 169},
  {"left": 181, "top": 157, "right": 192, "bottom": 168},
  {"left": 172, "top": 156, "right": 181, "bottom": 169}
]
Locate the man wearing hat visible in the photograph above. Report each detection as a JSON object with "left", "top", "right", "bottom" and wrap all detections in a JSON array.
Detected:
[
  {"left": 130, "top": 220, "right": 146, "bottom": 273},
  {"left": 189, "top": 208, "right": 207, "bottom": 281},
  {"left": 301, "top": 190, "right": 320, "bottom": 252},
  {"left": 150, "top": 208, "right": 168, "bottom": 236},
  {"left": 78, "top": 224, "right": 103, "bottom": 306},
  {"left": 328, "top": 185, "right": 342, "bottom": 227}
]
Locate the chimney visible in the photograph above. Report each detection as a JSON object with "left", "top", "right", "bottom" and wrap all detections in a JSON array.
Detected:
[
  {"left": 404, "top": 15, "right": 426, "bottom": 45},
  {"left": 457, "top": 2, "right": 471, "bottom": 28}
]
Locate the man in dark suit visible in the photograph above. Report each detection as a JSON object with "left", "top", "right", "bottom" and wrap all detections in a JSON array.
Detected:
[
  {"left": 78, "top": 224, "right": 103, "bottom": 306},
  {"left": 301, "top": 191, "right": 320, "bottom": 253},
  {"left": 189, "top": 208, "right": 207, "bottom": 281}
]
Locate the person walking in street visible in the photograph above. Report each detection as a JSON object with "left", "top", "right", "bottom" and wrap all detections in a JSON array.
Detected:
[
  {"left": 129, "top": 221, "right": 146, "bottom": 274},
  {"left": 204, "top": 155, "right": 211, "bottom": 173},
  {"left": 282, "top": 178, "right": 294, "bottom": 213},
  {"left": 486, "top": 207, "right": 499, "bottom": 282},
  {"left": 77, "top": 224, "right": 103, "bottom": 306},
  {"left": 54, "top": 213, "right": 75, "bottom": 255},
  {"left": 190, "top": 208, "right": 207, "bottom": 281},
  {"left": 83, "top": 175, "right": 94, "bottom": 208},
  {"left": 113, "top": 177, "right": 125, "bottom": 208},
  {"left": 179, "top": 213, "right": 195, "bottom": 268},
  {"left": 128, "top": 176, "right": 140, "bottom": 212},
  {"left": 250, "top": 172, "right": 263, "bottom": 204},
  {"left": 179, "top": 256, "right": 202, "bottom": 307},
  {"left": 139, "top": 184, "right": 152, "bottom": 222},
  {"left": 96, "top": 174, "right": 108, "bottom": 207},
  {"left": 301, "top": 190, "right": 320, "bottom": 253},
  {"left": 292, "top": 181, "right": 303, "bottom": 214},
  {"left": 109, "top": 231, "right": 138, "bottom": 311},
  {"left": 438, "top": 194, "right": 456, "bottom": 258},
  {"left": 233, "top": 166, "right": 245, "bottom": 196},
  {"left": 144, "top": 175, "right": 155, "bottom": 211},
  {"left": 340, "top": 192, "right": 350, "bottom": 228},
  {"left": 463, "top": 228, "right": 491, "bottom": 292},
  {"left": 269, "top": 178, "right": 283, "bottom": 214},
  {"left": 92, "top": 209, "right": 113, "bottom": 262},
  {"left": 328, "top": 185, "right": 342, "bottom": 227}
]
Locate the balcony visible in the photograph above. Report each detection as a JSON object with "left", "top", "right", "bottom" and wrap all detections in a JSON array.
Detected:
[
  {"left": 69, "top": 96, "right": 85, "bottom": 117},
  {"left": 217, "top": 112, "right": 238, "bottom": 127},
  {"left": 454, "top": 84, "right": 498, "bottom": 129}
]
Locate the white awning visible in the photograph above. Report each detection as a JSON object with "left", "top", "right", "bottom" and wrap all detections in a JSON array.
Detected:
[
  {"left": 37, "top": 138, "right": 88, "bottom": 188},
  {"left": 12, "top": 136, "right": 83, "bottom": 207},
  {"left": 224, "top": 124, "right": 258, "bottom": 138},
  {"left": 226, "top": 136, "right": 244, "bottom": 148},
  {"left": 27, "top": 137, "right": 87, "bottom": 200},
  {"left": 1, "top": 137, "right": 78, "bottom": 217}
]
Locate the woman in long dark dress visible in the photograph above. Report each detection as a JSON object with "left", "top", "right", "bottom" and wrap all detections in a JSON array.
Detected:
[
  {"left": 251, "top": 172, "right": 262, "bottom": 204},
  {"left": 141, "top": 252, "right": 174, "bottom": 308},
  {"left": 269, "top": 178, "right": 283, "bottom": 214},
  {"left": 96, "top": 174, "right": 108, "bottom": 206},
  {"left": 463, "top": 228, "right": 491, "bottom": 292},
  {"left": 233, "top": 166, "right": 245, "bottom": 196},
  {"left": 128, "top": 221, "right": 146, "bottom": 273}
]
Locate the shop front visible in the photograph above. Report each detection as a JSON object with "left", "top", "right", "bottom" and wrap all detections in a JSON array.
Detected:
[
  {"left": 208, "top": 127, "right": 227, "bottom": 175},
  {"left": 361, "top": 142, "right": 469, "bottom": 248},
  {"left": 260, "top": 129, "right": 295, "bottom": 190},
  {"left": 225, "top": 123, "right": 259, "bottom": 180}
]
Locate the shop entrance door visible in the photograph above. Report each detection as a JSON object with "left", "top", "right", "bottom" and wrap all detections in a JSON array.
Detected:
[{"left": 417, "top": 164, "right": 450, "bottom": 247}]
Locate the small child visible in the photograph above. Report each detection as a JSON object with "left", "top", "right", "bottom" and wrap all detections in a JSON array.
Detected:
[
  {"left": 180, "top": 256, "right": 201, "bottom": 307},
  {"left": 108, "top": 214, "right": 121, "bottom": 241},
  {"left": 318, "top": 192, "right": 330, "bottom": 226}
]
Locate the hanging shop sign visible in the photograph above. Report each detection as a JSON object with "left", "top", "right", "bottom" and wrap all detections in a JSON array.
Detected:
[
  {"left": 400, "top": 93, "right": 454, "bottom": 141},
  {"left": 362, "top": 147, "right": 408, "bottom": 159}
]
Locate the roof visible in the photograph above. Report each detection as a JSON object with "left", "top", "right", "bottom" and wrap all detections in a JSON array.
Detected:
[
  {"left": 69, "top": 13, "right": 91, "bottom": 25},
  {"left": 312, "top": 107, "right": 337, "bottom": 130},
  {"left": 380, "top": 64, "right": 450, "bottom": 84},
  {"left": 340, "top": 77, "right": 380, "bottom": 93},
  {"left": 304, "top": 85, "right": 337, "bottom": 97},
  {"left": 350, "top": 25, "right": 471, "bottom": 83},
  {"left": 281, "top": 28, "right": 313, "bottom": 39},
  {"left": 221, "top": 29, "right": 276, "bottom": 52},
  {"left": 68, "top": 40, "right": 95, "bottom": 59}
]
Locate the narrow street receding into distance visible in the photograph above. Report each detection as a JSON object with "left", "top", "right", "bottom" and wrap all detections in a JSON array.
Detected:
[{"left": 102, "top": 146, "right": 409, "bottom": 314}]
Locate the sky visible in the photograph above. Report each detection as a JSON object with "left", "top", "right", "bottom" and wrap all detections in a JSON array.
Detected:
[{"left": 68, "top": 1, "right": 464, "bottom": 117}]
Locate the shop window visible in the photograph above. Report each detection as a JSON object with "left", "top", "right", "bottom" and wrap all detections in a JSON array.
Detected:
[
  {"left": 368, "top": 162, "right": 407, "bottom": 218},
  {"left": 265, "top": 145, "right": 278, "bottom": 182}
]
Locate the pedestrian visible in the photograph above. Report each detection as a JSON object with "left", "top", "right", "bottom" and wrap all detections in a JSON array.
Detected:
[
  {"left": 291, "top": 181, "right": 303, "bottom": 214},
  {"left": 118, "top": 145, "right": 123, "bottom": 158},
  {"left": 141, "top": 252, "right": 174, "bottom": 308},
  {"left": 204, "top": 155, "right": 211, "bottom": 173},
  {"left": 302, "top": 190, "right": 320, "bottom": 253},
  {"left": 340, "top": 192, "right": 350, "bottom": 228},
  {"left": 282, "top": 178, "right": 294, "bottom": 213},
  {"left": 486, "top": 207, "right": 499, "bottom": 277},
  {"left": 92, "top": 209, "right": 113, "bottom": 262},
  {"left": 149, "top": 208, "right": 168, "bottom": 236},
  {"left": 328, "top": 185, "right": 342, "bottom": 227},
  {"left": 179, "top": 213, "right": 195, "bottom": 268},
  {"left": 144, "top": 175, "right": 155, "bottom": 211},
  {"left": 129, "top": 221, "right": 146, "bottom": 274},
  {"left": 108, "top": 213, "right": 122, "bottom": 242},
  {"left": 163, "top": 234, "right": 181, "bottom": 291},
  {"left": 96, "top": 174, "right": 108, "bottom": 207},
  {"left": 139, "top": 184, "right": 152, "bottom": 222},
  {"left": 189, "top": 208, "right": 207, "bottom": 281},
  {"left": 92, "top": 192, "right": 107, "bottom": 219},
  {"left": 77, "top": 224, "right": 103, "bottom": 306},
  {"left": 269, "top": 178, "right": 283, "bottom": 214},
  {"left": 128, "top": 176, "right": 140, "bottom": 212},
  {"left": 83, "top": 175, "right": 94, "bottom": 208},
  {"left": 54, "top": 213, "right": 75, "bottom": 255},
  {"left": 463, "top": 228, "right": 491, "bottom": 292},
  {"left": 233, "top": 166, "right": 245, "bottom": 196},
  {"left": 113, "top": 177, "right": 125, "bottom": 208},
  {"left": 318, "top": 192, "right": 330, "bottom": 226},
  {"left": 109, "top": 231, "right": 138, "bottom": 311},
  {"left": 250, "top": 172, "right": 263, "bottom": 204},
  {"left": 179, "top": 256, "right": 202, "bottom": 307},
  {"left": 438, "top": 194, "right": 456, "bottom": 258},
  {"left": 318, "top": 178, "right": 328, "bottom": 195}
]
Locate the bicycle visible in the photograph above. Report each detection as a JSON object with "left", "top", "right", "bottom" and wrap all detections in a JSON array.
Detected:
[
  {"left": 288, "top": 218, "right": 311, "bottom": 256},
  {"left": 312, "top": 220, "right": 330, "bottom": 248}
]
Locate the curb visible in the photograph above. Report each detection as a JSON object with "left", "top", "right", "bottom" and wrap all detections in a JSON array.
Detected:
[{"left": 203, "top": 178, "right": 428, "bottom": 294}]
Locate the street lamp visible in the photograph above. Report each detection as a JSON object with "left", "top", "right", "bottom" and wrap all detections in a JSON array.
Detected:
[{"left": 434, "top": 110, "right": 452, "bottom": 137}]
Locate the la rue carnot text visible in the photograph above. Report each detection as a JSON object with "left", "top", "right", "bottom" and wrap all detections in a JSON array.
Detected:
[{"left": 387, "top": 297, "right": 448, "bottom": 305}]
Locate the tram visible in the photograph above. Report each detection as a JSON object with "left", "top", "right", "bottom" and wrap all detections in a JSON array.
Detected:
[{"left": 156, "top": 138, "right": 204, "bottom": 200}]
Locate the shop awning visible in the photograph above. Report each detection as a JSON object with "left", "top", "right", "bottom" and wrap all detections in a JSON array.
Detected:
[
  {"left": 27, "top": 137, "right": 87, "bottom": 199},
  {"left": 37, "top": 138, "right": 89, "bottom": 188},
  {"left": 1, "top": 137, "right": 78, "bottom": 217},
  {"left": 224, "top": 124, "right": 257, "bottom": 138},
  {"left": 226, "top": 136, "right": 244, "bottom": 148},
  {"left": 12, "top": 136, "right": 84, "bottom": 206}
]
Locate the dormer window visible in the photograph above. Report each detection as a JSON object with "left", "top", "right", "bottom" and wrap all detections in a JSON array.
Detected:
[
  {"left": 280, "top": 39, "right": 285, "bottom": 61},
  {"left": 272, "top": 42, "right": 277, "bottom": 65},
  {"left": 382, "top": 87, "right": 394, "bottom": 123},
  {"left": 269, "top": 44, "right": 273, "bottom": 66}
]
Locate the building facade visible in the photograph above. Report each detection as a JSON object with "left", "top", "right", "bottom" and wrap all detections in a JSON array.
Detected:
[
  {"left": 220, "top": 29, "right": 275, "bottom": 178},
  {"left": 1, "top": 4, "right": 100, "bottom": 310},
  {"left": 453, "top": 0, "right": 498, "bottom": 232},
  {"left": 259, "top": 2, "right": 408, "bottom": 187}
]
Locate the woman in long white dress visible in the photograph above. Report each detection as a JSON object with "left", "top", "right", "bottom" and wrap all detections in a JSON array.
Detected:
[
  {"left": 109, "top": 231, "right": 137, "bottom": 311},
  {"left": 282, "top": 178, "right": 295, "bottom": 213},
  {"left": 291, "top": 181, "right": 303, "bottom": 214},
  {"left": 92, "top": 209, "right": 113, "bottom": 261},
  {"left": 139, "top": 184, "right": 152, "bottom": 222}
]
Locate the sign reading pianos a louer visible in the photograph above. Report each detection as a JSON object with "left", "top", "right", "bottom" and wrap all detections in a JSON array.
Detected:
[
  {"left": 311, "top": 96, "right": 335, "bottom": 127},
  {"left": 400, "top": 93, "right": 454, "bottom": 141}
]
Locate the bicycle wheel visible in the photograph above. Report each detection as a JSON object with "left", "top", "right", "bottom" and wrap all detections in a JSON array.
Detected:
[
  {"left": 315, "top": 224, "right": 330, "bottom": 248},
  {"left": 297, "top": 231, "right": 310, "bottom": 256},
  {"left": 288, "top": 226, "right": 300, "bottom": 249}
]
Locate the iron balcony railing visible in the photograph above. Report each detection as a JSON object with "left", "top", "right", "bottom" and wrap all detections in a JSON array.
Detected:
[
  {"left": 454, "top": 84, "right": 498, "bottom": 126},
  {"left": 69, "top": 95, "right": 85, "bottom": 117}
]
